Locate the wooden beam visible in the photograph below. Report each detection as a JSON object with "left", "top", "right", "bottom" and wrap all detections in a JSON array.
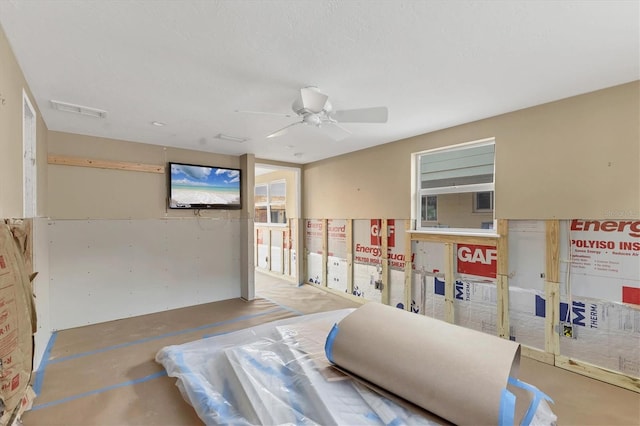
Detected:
[
  {"left": 544, "top": 281, "right": 560, "bottom": 355},
  {"left": 267, "top": 229, "right": 272, "bottom": 272},
  {"left": 410, "top": 232, "right": 498, "bottom": 246},
  {"left": 555, "top": 355, "right": 640, "bottom": 393},
  {"left": 346, "top": 220, "right": 354, "bottom": 295},
  {"left": 521, "top": 345, "right": 555, "bottom": 365},
  {"left": 322, "top": 219, "right": 328, "bottom": 287},
  {"left": 546, "top": 220, "right": 560, "bottom": 283},
  {"left": 48, "top": 154, "right": 164, "bottom": 174},
  {"left": 403, "top": 219, "right": 413, "bottom": 311},
  {"left": 545, "top": 220, "right": 561, "bottom": 355},
  {"left": 444, "top": 243, "right": 455, "bottom": 323},
  {"left": 496, "top": 219, "right": 510, "bottom": 339},
  {"left": 381, "top": 219, "right": 390, "bottom": 305}
]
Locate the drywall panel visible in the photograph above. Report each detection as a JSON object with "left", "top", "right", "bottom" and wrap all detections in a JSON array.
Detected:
[
  {"left": 32, "top": 218, "right": 51, "bottom": 370},
  {"left": 48, "top": 218, "right": 241, "bottom": 330}
]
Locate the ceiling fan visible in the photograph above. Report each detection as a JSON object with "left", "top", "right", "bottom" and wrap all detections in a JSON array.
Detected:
[{"left": 240, "top": 87, "right": 388, "bottom": 141}]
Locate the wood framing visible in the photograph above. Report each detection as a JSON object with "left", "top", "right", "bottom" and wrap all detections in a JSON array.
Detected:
[
  {"left": 521, "top": 345, "right": 554, "bottom": 365},
  {"left": 410, "top": 232, "right": 498, "bottom": 246},
  {"left": 346, "top": 220, "right": 354, "bottom": 295},
  {"left": 322, "top": 219, "right": 328, "bottom": 287},
  {"left": 444, "top": 242, "right": 455, "bottom": 323},
  {"left": 381, "top": 219, "right": 390, "bottom": 305},
  {"left": 267, "top": 229, "right": 272, "bottom": 271},
  {"left": 48, "top": 154, "right": 164, "bottom": 174},
  {"left": 496, "top": 219, "right": 510, "bottom": 339},
  {"left": 555, "top": 355, "right": 640, "bottom": 393},
  {"left": 545, "top": 220, "right": 561, "bottom": 355},
  {"left": 403, "top": 219, "right": 413, "bottom": 311}
]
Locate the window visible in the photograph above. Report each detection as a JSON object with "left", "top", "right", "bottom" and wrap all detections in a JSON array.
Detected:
[
  {"left": 254, "top": 180, "right": 287, "bottom": 224},
  {"left": 421, "top": 195, "right": 437, "bottom": 221},
  {"left": 473, "top": 191, "right": 494, "bottom": 212},
  {"left": 415, "top": 139, "right": 495, "bottom": 232}
]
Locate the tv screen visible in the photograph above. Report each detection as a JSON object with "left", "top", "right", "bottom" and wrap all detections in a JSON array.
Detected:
[{"left": 168, "top": 162, "right": 242, "bottom": 209}]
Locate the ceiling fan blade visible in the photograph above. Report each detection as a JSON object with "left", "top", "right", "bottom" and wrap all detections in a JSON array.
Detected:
[
  {"left": 320, "top": 122, "right": 351, "bottom": 141},
  {"left": 332, "top": 106, "right": 388, "bottom": 123},
  {"left": 300, "top": 87, "right": 329, "bottom": 113},
  {"left": 266, "top": 121, "right": 303, "bottom": 138},
  {"left": 235, "top": 109, "right": 293, "bottom": 118}
]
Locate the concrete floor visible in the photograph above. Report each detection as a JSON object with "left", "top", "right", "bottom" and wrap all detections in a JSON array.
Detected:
[{"left": 24, "top": 272, "right": 640, "bottom": 425}]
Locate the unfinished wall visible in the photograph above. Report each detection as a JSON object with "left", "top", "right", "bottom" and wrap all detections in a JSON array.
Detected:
[
  {"left": 303, "top": 82, "right": 640, "bottom": 220},
  {"left": 47, "top": 132, "right": 247, "bottom": 329}
]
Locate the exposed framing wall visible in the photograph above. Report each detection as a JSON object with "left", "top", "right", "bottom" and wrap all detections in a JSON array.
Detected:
[{"left": 303, "top": 218, "right": 640, "bottom": 393}]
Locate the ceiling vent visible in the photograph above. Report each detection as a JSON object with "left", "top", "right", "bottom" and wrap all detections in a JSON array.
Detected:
[
  {"left": 50, "top": 100, "right": 107, "bottom": 118},
  {"left": 214, "top": 133, "right": 248, "bottom": 143}
]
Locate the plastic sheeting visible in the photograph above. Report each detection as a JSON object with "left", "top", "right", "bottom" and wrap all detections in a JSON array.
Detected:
[{"left": 156, "top": 309, "right": 442, "bottom": 425}]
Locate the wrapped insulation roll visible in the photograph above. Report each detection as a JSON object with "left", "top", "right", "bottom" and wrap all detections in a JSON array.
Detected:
[{"left": 324, "top": 303, "right": 522, "bottom": 425}]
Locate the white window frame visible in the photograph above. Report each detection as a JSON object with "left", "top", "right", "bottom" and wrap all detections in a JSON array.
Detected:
[
  {"left": 414, "top": 138, "right": 496, "bottom": 234},
  {"left": 23, "top": 90, "right": 37, "bottom": 218},
  {"left": 254, "top": 179, "right": 287, "bottom": 225}
]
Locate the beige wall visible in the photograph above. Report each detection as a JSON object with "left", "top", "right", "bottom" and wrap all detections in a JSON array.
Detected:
[
  {"left": 303, "top": 81, "right": 640, "bottom": 220},
  {"left": 0, "top": 26, "right": 48, "bottom": 218},
  {"left": 48, "top": 131, "right": 243, "bottom": 219}
]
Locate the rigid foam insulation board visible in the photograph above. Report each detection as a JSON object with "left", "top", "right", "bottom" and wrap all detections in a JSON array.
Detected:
[
  {"left": 550, "top": 295, "right": 639, "bottom": 376},
  {"left": 508, "top": 220, "right": 546, "bottom": 292},
  {"left": 327, "top": 303, "right": 521, "bottom": 426},
  {"left": 327, "top": 256, "right": 348, "bottom": 293},
  {"left": 415, "top": 274, "right": 546, "bottom": 349},
  {"left": 353, "top": 263, "right": 382, "bottom": 303},
  {"left": 559, "top": 219, "right": 640, "bottom": 304},
  {"left": 389, "top": 269, "right": 406, "bottom": 309},
  {"left": 306, "top": 253, "right": 323, "bottom": 285}
]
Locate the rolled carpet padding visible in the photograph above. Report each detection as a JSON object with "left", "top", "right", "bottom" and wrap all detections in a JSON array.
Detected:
[{"left": 324, "top": 303, "right": 524, "bottom": 425}]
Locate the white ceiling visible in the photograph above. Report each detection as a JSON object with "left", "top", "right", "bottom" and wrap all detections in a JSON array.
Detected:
[{"left": 1, "top": 1, "right": 638, "bottom": 164}]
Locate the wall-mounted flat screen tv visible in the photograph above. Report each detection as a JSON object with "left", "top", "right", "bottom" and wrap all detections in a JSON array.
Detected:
[{"left": 168, "top": 162, "right": 242, "bottom": 209}]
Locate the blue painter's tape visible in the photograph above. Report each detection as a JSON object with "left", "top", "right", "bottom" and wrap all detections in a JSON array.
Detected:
[
  {"left": 499, "top": 387, "right": 516, "bottom": 426},
  {"left": 33, "top": 331, "right": 58, "bottom": 395},
  {"left": 324, "top": 323, "right": 339, "bottom": 364},
  {"left": 50, "top": 308, "right": 286, "bottom": 365},
  {"left": 387, "top": 417, "right": 403, "bottom": 426},
  {"left": 508, "top": 376, "right": 554, "bottom": 426},
  {"left": 257, "top": 295, "right": 305, "bottom": 316},
  {"left": 32, "top": 370, "right": 166, "bottom": 411}
]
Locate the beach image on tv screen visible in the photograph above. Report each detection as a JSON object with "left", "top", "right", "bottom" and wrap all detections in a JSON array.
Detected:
[{"left": 170, "top": 164, "right": 240, "bottom": 207}]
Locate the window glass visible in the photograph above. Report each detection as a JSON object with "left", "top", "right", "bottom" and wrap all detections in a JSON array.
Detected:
[
  {"left": 254, "top": 180, "right": 287, "bottom": 224},
  {"left": 416, "top": 140, "right": 495, "bottom": 232}
]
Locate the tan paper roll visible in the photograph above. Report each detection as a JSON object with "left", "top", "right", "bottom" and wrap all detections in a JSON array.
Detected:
[{"left": 325, "top": 303, "right": 521, "bottom": 425}]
